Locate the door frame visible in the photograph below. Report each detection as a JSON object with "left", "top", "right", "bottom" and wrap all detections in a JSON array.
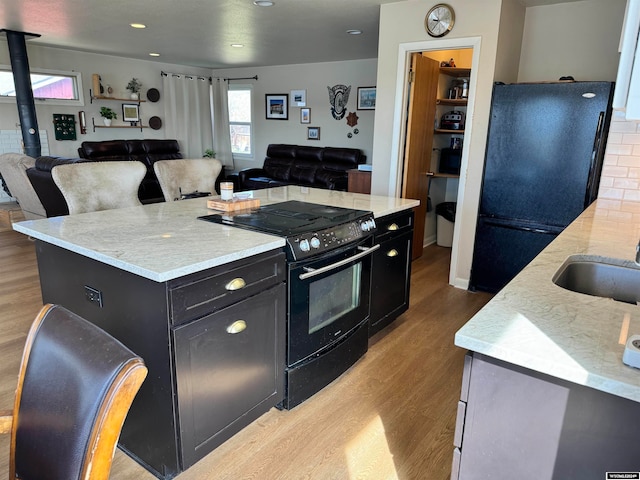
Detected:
[{"left": 389, "top": 36, "right": 482, "bottom": 288}]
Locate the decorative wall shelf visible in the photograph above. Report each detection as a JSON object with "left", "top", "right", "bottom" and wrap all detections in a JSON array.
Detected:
[
  {"left": 89, "top": 89, "right": 145, "bottom": 104},
  {"left": 92, "top": 118, "right": 147, "bottom": 132}
]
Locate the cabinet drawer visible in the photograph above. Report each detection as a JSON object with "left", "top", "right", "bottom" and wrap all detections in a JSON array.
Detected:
[
  {"left": 375, "top": 211, "right": 414, "bottom": 242},
  {"left": 169, "top": 251, "right": 285, "bottom": 325}
]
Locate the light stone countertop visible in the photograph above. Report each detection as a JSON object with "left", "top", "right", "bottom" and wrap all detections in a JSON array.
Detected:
[
  {"left": 455, "top": 199, "right": 640, "bottom": 402},
  {"left": 13, "top": 186, "right": 419, "bottom": 282}
]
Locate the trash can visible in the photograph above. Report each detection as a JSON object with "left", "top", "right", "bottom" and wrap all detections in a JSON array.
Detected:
[{"left": 436, "top": 202, "right": 456, "bottom": 247}]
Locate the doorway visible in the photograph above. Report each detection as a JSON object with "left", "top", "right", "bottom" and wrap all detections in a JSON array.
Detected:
[{"left": 395, "top": 37, "right": 481, "bottom": 286}]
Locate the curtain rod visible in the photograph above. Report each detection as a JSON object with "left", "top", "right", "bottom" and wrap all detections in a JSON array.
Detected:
[
  {"left": 161, "top": 71, "right": 211, "bottom": 82},
  {"left": 224, "top": 75, "right": 258, "bottom": 82}
]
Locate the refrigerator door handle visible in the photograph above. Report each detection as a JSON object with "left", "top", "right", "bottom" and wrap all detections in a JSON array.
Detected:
[{"left": 585, "top": 111, "right": 606, "bottom": 206}]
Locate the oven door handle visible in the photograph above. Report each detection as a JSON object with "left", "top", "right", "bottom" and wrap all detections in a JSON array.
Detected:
[{"left": 299, "top": 244, "right": 380, "bottom": 280}]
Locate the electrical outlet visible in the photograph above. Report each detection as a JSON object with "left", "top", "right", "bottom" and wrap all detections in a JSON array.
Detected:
[{"left": 84, "top": 285, "right": 103, "bottom": 307}]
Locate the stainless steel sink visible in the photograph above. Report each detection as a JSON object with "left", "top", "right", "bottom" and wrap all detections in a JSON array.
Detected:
[{"left": 552, "top": 255, "right": 640, "bottom": 305}]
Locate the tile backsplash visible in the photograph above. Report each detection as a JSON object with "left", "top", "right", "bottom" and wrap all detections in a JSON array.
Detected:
[{"left": 599, "top": 112, "right": 640, "bottom": 202}]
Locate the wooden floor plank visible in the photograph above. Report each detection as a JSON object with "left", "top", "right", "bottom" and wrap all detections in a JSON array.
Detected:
[{"left": 0, "top": 229, "right": 492, "bottom": 479}]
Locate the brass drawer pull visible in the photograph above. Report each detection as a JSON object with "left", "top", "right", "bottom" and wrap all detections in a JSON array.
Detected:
[
  {"left": 226, "top": 320, "right": 247, "bottom": 334},
  {"left": 387, "top": 223, "right": 399, "bottom": 231},
  {"left": 225, "top": 278, "right": 246, "bottom": 291},
  {"left": 386, "top": 249, "right": 399, "bottom": 257}
]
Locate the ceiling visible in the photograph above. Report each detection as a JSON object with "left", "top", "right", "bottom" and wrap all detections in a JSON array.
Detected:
[{"left": 0, "top": 0, "right": 586, "bottom": 70}]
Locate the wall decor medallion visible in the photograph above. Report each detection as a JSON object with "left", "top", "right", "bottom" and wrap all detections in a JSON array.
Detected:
[
  {"left": 327, "top": 84, "right": 351, "bottom": 120},
  {"left": 146, "top": 88, "right": 160, "bottom": 102},
  {"left": 265, "top": 94, "right": 289, "bottom": 120},
  {"left": 346, "top": 111, "right": 359, "bottom": 127},
  {"left": 149, "top": 116, "right": 162, "bottom": 130},
  {"left": 425, "top": 3, "right": 455, "bottom": 38}
]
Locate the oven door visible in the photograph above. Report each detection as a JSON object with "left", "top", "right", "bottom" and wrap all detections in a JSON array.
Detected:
[{"left": 287, "top": 237, "right": 379, "bottom": 366}]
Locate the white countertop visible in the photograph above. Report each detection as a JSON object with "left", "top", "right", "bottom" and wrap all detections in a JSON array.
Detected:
[
  {"left": 455, "top": 199, "right": 640, "bottom": 402},
  {"left": 13, "top": 186, "right": 419, "bottom": 282}
]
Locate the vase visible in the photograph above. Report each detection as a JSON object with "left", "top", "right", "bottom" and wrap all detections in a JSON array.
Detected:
[
  {"left": 103, "top": 118, "right": 112, "bottom": 127},
  {"left": 130, "top": 92, "right": 139, "bottom": 100}
]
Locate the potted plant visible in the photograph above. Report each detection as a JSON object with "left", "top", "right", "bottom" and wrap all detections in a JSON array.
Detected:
[
  {"left": 99, "top": 106, "right": 117, "bottom": 126},
  {"left": 203, "top": 149, "right": 216, "bottom": 158},
  {"left": 126, "top": 78, "right": 142, "bottom": 100}
]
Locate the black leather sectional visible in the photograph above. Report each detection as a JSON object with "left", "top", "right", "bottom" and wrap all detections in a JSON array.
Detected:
[
  {"left": 26, "top": 139, "right": 182, "bottom": 217},
  {"left": 235, "top": 144, "right": 365, "bottom": 191}
]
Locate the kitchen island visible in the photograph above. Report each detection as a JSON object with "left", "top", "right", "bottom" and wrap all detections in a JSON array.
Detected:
[
  {"left": 13, "top": 186, "right": 419, "bottom": 479},
  {"left": 453, "top": 199, "right": 640, "bottom": 479}
]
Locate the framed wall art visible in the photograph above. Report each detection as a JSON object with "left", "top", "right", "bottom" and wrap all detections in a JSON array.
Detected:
[
  {"left": 357, "top": 86, "right": 376, "bottom": 110},
  {"left": 307, "top": 126, "right": 320, "bottom": 140},
  {"left": 300, "top": 108, "right": 311, "bottom": 124},
  {"left": 122, "top": 103, "right": 140, "bottom": 125},
  {"left": 265, "top": 94, "right": 289, "bottom": 120},
  {"left": 291, "top": 89, "right": 306, "bottom": 107}
]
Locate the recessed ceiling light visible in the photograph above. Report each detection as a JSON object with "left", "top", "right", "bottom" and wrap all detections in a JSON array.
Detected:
[
  {"left": 346, "top": 29, "right": 362, "bottom": 35},
  {"left": 149, "top": 53, "right": 160, "bottom": 57},
  {"left": 253, "top": 1, "right": 274, "bottom": 6},
  {"left": 130, "top": 23, "right": 146, "bottom": 29},
  {"left": 231, "top": 44, "right": 244, "bottom": 48}
]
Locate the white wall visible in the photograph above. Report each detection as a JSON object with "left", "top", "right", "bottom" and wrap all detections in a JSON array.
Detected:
[
  {"left": 212, "top": 59, "right": 377, "bottom": 172},
  {"left": 518, "top": 0, "right": 626, "bottom": 82},
  {"left": 373, "top": 0, "right": 627, "bottom": 289},
  {"left": 0, "top": 40, "right": 211, "bottom": 158},
  {"left": 372, "top": 0, "right": 505, "bottom": 289}
]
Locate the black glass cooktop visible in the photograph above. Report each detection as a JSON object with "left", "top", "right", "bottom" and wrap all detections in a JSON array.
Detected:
[{"left": 199, "top": 200, "right": 370, "bottom": 237}]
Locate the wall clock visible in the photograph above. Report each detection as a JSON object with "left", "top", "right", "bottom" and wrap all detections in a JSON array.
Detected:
[{"left": 425, "top": 3, "right": 455, "bottom": 38}]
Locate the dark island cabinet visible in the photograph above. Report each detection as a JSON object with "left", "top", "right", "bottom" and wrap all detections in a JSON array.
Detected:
[
  {"left": 34, "top": 241, "right": 286, "bottom": 479},
  {"left": 173, "top": 283, "right": 285, "bottom": 468},
  {"left": 369, "top": 210, "right": 414, "bottom": 336}
]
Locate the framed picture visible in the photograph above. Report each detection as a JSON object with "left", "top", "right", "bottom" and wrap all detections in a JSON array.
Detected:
[
  {"left": 300, "top": 108, "right": 311, "bottom": 124},
  {"left": 307, "top": 126, "right": 320, "bottom": 140},
  {"left": 357, "top": 86, "right": 376, "bottom": 110},
  {"left": 265, "top": 94, "right": 289, "bottom": 120},
  {"left": 291, "top": 89, "right": 307, "bottom": 107},
  {"left": 122, "top": 103, "right": 140, "bottom": 124}
]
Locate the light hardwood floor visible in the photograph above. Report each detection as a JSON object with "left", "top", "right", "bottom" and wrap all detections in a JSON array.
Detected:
[{"left": 0, "top": 228, "right": 492, "bottom": 480}]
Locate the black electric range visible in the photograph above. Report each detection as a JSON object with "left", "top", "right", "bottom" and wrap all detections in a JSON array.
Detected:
[
  {"left": 199, "top": 200, "right": 376, "bottom": 261},
  {"left": 200, "top": 200, "right": 379, "bottom": 409}
]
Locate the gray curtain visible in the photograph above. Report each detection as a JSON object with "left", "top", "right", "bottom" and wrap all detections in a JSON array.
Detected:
[
  {"left": 162, "top": 74, "right": 213, "bottom": 159},
  {"left": 212, "top": 78, "right": 234, "bottom": 170}
]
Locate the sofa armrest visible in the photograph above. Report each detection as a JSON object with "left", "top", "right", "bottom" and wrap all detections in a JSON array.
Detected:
[
  {"left": 26, "top": 167, "right": 70, "bottom": 217},
  {"left": 237, "top": 168, "right": 266, "bottom": 188}
]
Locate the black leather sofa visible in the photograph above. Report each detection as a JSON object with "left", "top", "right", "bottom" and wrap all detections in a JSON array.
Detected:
[
  {"left": 235, "top": 144, "right": 365, "bottom": 191},
  {"left": 26, "top": 139, "right": 183, "bottom": 217}
]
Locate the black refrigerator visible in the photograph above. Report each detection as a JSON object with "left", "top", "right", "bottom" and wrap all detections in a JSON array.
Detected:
[{"left": 469, "top": 81, "right": 614, "bottom": 293}]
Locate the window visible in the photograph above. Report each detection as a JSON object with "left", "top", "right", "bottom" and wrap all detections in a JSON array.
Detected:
[
  {"left": 0, "top": 67, "right": 84, "bottom": 106},
  {"left": 228, "top": 85, "right": 252, "bottom": 157}
]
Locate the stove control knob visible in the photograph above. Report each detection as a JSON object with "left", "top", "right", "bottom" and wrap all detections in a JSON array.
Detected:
[
  {"left": 367, "top": 219, "right": 376, "bottom": 231},
  {"left": 299, "top": 239, "right": 310, "bottom": 252},
  {"left": 310, "top": 236, "right": 321, "bottom": 249},
  {"left": 360, "top": 221, "right": 371, "bottom": 232}
]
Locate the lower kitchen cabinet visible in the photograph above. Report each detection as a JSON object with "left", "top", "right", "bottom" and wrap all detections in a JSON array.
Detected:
[
  {"left": 174, "top": 284, "right": 285, "bottom": 468},
  {"left": 452, "top": 352, "right": 640, "bottom": 480},
  {"left": 34, "top": 241, "right": 286, "bottom": 479},
  {"left": 369, "top": 210, "right": 414, "bottom": 336}
]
